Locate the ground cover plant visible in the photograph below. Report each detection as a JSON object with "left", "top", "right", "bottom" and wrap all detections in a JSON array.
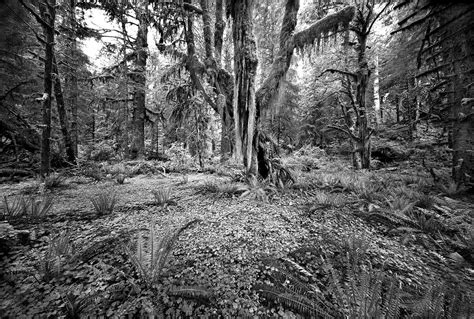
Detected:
[{"left": 1, "top": 151, "right": 473, "bottom": 317}]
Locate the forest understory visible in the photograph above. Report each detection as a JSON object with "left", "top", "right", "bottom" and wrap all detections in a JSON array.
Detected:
[
  {"left": 1, "top": 141, "right": 473, "bottom": 318},
  {"left": 1, "top": 0, "right": 474, "bottom": 317}
]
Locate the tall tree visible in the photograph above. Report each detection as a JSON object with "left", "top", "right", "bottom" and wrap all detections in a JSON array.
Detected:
[
  {"left": 229, "top": 0, "right": 259, "bottom": 173},
  {"left": 253, "top": 0, "right": 355, "bottom": 177},
  {"left": 20, "top": 0, "right": 57, "bottom": 176},
  {"left": 130, "top": 0, "right": 149, "bottom": 158}
]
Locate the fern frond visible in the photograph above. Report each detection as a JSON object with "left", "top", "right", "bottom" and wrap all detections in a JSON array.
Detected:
[
  {"left": 255, "top": 284, "right": 335, "bottom": 319},
  {"left": 168, "top": 286, "right": 212, "bottom": 301}
]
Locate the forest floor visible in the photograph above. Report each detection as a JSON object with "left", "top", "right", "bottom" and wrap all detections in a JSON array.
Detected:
[{"left": 0, "top": 153, "right": 473, "bottom": 318}]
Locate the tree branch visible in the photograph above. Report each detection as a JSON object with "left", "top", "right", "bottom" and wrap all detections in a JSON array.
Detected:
[
  {"left": 319, "top": 68, "right": 357, "bottom": 79},
  {"left": 327, "top": 125, "right": 357, "bottom": 140},
  {"left": 293, "top": 6, "right": 355, "bottom": 52}
]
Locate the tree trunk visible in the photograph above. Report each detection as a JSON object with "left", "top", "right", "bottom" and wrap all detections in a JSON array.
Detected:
[
  {"left": 230, "top": 0, "right": 259, "bottom": 174},
  {"left": 373, "top": 54, "right": 381, "bottom": 128},
  {"left": 353, "top": 30, "right": 371, "bottom": 169},
  {"left": 451, "top": 29, "right": 474, "bottom": 185},
  {"left": 67, "top": 0, "right": 78, "bottom": 159},
  {"left": 39, "top": 1, "right": 56, "bottom": 177},
  {"left": 130, "top": 1, "right": 148, "bottom": 159},
  {"left": 52, "top": 55, "right": 75, "bottom": 164}
]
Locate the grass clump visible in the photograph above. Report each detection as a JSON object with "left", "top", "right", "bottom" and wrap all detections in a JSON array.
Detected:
[{"left": 90, "top": 192, "right": 117, "bottom": 215}]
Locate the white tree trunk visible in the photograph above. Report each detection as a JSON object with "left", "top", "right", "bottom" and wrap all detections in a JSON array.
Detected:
[{"left": 373, "top": 54, "right": 381, "bottom": 127}]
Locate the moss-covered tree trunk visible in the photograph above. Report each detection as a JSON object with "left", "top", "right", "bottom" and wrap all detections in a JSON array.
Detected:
[
  {"left": 230, "top": 0, "right": 259, "bottom": 174},
  {"left": 130, "top": 1, "right": 148, "bottom": 159},
  {"left": 353, "top": 29, "right": 371, "bottom": 170}
]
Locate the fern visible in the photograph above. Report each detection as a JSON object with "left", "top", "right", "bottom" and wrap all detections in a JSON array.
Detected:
[
  {"left": 255, "top": 284, "right": 335, "bottom": 319},
  {"left": 256, "top": 258, "right": 338, "bottom": 318},
  {"left": 124, "top": 219, "right": 201, "bottom": 288},
  {"left": 2, "top": 195, "right": 25, "bottom": 218},
  {"left": 152, "top": 187, "right": 173, "bottom": 207},
  {"left": 90, "top": 192, "right": 116, "bottom": 215}
]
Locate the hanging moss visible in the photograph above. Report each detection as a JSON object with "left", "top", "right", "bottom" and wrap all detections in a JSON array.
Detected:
[{"left": 292, "top": 6, "right": 355, "bottom": 54}]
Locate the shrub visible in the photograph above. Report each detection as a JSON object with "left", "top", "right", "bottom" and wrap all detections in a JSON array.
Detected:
[{"left": 90, "top": 192, "right": 117, "bottom": 215}]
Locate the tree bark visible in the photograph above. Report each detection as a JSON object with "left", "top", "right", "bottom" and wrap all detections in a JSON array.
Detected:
[
  {"left": 130, "top": 1, "right": 148, "bottom": 159},
  {"left": 53, "top": 55, "right": 75, "bottom": 163},
  {"left": 230, "top": 0, "right": 259, "bottom": 174}
]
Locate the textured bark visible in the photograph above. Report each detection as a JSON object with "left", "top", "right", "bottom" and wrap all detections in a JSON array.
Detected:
[
  {"left": 230, "top": 0, "right": 259, "bottom": 173},
  {"left": 354, "top": 26, "right": 371, "bottom": 169},
  {"left": 214, "top": 0, "right": 225, "bottom": 68},
  {"left": 52, "top": 55, "right": 75, "bottom": 163},
  {"left": 200, "top": 0, "right": 213, "bottom": 62},
  {"left": 130, "top": 1, "right": 148, "bottom": 159}
]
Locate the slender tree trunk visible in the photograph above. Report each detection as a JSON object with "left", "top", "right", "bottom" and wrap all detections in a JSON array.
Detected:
[
  {"left": 39, "top": 1, "right": 56, "bottom": 177},
  {"left": 120, "top": 17, "right": 130, "bottom": 158},
  {"left": 131, "top": 1, "right": 148, "bottom": 159},
  {"left": 373, "top": 54, "right": 381, "bottom": 128},
  {"left": 451, "top": 29, "right": 474, "bottom": 185},
  {"left": 230, "top": 0, "right": 259, "bottom": 174},
  {"left": 68, "top": 0, "right": 78, "bottom": 159},
  {"left": 52, "top": 55, "right": 75, "bottom": 163}
]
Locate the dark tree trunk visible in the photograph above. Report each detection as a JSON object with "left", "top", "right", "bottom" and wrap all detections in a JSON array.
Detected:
[
  {"left": 230, "top": 0, "right": 259, "bottom": 174},
  {"left": 130, "top": 1, "right": 148, "bottom": 159},
  {"left": 53, "top": 55, "right": 75, "bottom": 164},
  {"left": 67, "top": 0, "right": 78, "bottom": 158},
  {"left": 39, "top": 1, "right": 56, "bottom": 177},
  {"left": 451, "top": 20, "right": 474, "bottom": 185}
]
